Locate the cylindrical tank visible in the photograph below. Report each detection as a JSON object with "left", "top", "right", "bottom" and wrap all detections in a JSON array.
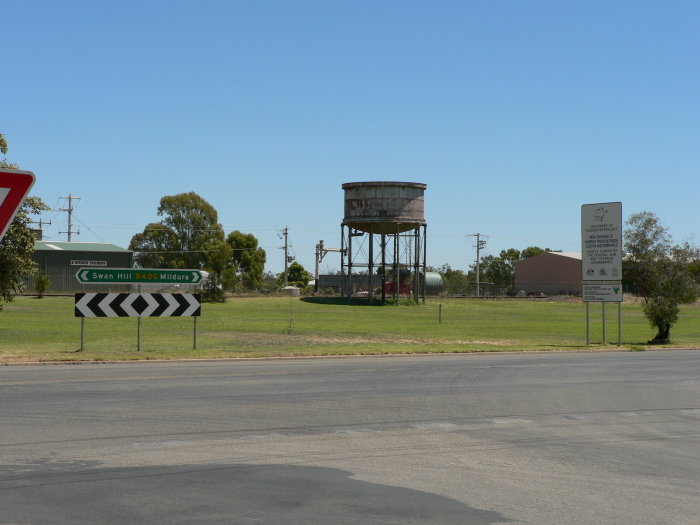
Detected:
[
  {"left": 342, "top": 181, "right": 426, "bottom": 234},
  {"left": 422, "top": 272, "right": 444, "bottom": 295}
]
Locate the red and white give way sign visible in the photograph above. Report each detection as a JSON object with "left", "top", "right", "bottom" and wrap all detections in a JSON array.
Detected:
[{"left": 0, "top": 169, "right": 36, "bottom": 242}]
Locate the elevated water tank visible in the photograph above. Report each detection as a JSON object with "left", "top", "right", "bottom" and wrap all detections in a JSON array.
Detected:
[{"left": 342, "top": 181, "right": 427, "bottom": 235}]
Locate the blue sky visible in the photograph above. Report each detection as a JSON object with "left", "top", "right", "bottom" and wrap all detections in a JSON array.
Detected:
[{"left": 4, "top": 0, "right": 698, "bottom": 274}]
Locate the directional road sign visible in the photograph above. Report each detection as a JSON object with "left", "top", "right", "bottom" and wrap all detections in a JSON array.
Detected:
[
  {"left": 75, "top": 293, "right": 201, "bottom": 317},
  {"left": 76, "top": 268, "right": 204, "bottom": 285},
  {"left": 0, "top": 169, "right": 36, "bottom": 242}
]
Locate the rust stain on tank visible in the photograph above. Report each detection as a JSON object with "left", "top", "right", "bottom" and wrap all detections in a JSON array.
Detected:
[{"left": 342, "top": 181, "right": 426, "bottom": 234}]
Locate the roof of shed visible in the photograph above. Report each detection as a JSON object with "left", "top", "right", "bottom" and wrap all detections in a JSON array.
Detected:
[
  {"left": 35, "top": 241, "right": 131, "bottom": 253},
  {"left": 547, "top": 252, "right": 581, "bottom": 260}
]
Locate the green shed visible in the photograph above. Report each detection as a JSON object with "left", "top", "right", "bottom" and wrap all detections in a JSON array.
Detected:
[{"left": 30, "top": 241, "right": 134, "bottom": 294}]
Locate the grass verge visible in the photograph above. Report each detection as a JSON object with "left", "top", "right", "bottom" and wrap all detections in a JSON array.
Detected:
[{"left": 1, "top": 296, "right": 698, "bottom": 362}]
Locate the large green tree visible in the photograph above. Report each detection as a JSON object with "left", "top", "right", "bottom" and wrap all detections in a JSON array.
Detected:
[
  {"left": 227, "top": 230, "right": 266, "bottom": 291},
  {"left": 129, "top": 192, "right": 224, "bottom": 269},
  {"left": 0, "top": 137, "right": 49, "bottom": 309},
  {"left": 624, "top": 211, "right": 699, "bottom": 343}
]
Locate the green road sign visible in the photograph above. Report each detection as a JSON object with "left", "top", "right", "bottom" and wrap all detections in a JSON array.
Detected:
[{"left": 76, "top": 267, "right": 204, "bottom": 285}]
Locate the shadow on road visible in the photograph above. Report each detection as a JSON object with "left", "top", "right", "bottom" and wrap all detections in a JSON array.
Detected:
[{"left": 2, "top": 460, "right": 511, "bottom": 524}]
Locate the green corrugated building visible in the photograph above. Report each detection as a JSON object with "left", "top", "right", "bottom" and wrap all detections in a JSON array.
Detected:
[{"left": 30, "top": 241, "right": 134, "bottom": 294}]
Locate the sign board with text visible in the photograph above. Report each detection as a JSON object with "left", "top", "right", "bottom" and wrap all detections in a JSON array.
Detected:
[
  {"left": 581, "top": 202, "right": 622, "bottom": 281},
  {"left": 76, "top": 268, "right": 204, "bottom": 285},
  {"left": 71, "top": 260, "right": 107, "bottom": 267},
  {"left": 582, "top": 281, "right": 623, "bottom": 303}
]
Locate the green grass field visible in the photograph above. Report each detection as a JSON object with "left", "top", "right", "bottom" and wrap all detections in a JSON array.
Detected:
[{"left": 1, "top": 295, "right": 698, "bottom": 362}]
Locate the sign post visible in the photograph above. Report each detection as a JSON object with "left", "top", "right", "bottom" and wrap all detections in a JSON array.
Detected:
[
  {"left": 0, "top": 169, "right": 36, "bottom": 242},
  {"left": 581, "top": 202, "right": 623, "bottom": 345},
  {"left": 75, "top": 268, "right": 204, "bottom": 351}
]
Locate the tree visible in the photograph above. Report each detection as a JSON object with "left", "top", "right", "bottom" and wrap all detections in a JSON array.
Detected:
[
  {"left": 227, "top": 230, "right": 266, "bottom": 291},
  {"left": 687, "top": 258, "right": 700, "bottom": 284},
  {"left": 468, "top": 248, "right": 546, "bottom": 295},
  {"left": 624, "top": 212, "right": 700, "bottom": 343},
  {"left": 437, "top": 264, "right": 471, "bottom": 295},
  {"left": 35, "top": 275, "right": 51, "bottom": 298},
  {"left": 0, "top": 136, "right": 49, "bottom": 309},
  {"left": 279, "top": 261, "right": 311, "bottom": 288},
  {"left": 130, "top": 192, "right": 224, "bottom": 269},
  {"left": 202, "top": 239, "right": 233, "bottom": 302},
  {"left": 520, "top": 246, "right": 550, "bottom": 258},
  {"left": 473, "top": 248, "right": 521, "bottom": 293},
  {"left": 0, "top": 196, "right": 49, "bottom": 309},
  {"left": 128, "top": 223, "right": 178, "bottom": 268}
]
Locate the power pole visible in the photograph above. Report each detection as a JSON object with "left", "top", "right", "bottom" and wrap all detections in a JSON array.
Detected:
[
  {"left": 29, "top": 218, "right": 51, "bottom": 240},
  {"left": 59, "top": 194, "right": 81, "bottom": 241},
  {"left": 315, "top": 240, "right": 323, "bottom": 292},
  {"left": 279, "top": 226, "right": 292, "bottom": 287},
  {"left": 469, "top": 233, "right": 487, "bottom": 296}
]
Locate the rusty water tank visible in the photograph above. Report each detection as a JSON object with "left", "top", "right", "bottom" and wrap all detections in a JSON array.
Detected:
[{"left": 342, "top": 181, "right": 426, "bottom": 234}]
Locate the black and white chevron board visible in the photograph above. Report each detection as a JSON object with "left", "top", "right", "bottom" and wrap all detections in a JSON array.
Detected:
[{"left": 75, "top": 293, "right": 201, "bottom": 317}]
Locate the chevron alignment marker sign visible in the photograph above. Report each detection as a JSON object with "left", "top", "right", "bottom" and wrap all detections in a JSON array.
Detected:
[{"left": 75, "top": 293, "right": 201, "bottom": 318}]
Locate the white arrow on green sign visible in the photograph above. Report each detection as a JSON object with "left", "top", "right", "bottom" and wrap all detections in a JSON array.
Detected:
[{"left": 76, "top": 268, "right": 204, "bottom": 285}]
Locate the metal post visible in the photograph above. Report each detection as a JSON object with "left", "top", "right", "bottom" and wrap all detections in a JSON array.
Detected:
[
  {"left": 80, "top": 318, "right": 85, "bottom": 351},
  {"left": 347, "top": 227, "right": 353, "bottom": 301},
  {"left": 413, "top": 228, "right": 420, "bottom": 303},
  {"left": 394, "top": 226, "right": 399, "bottom": 304},
  {"left": 422, "top": 225, "right": 427, "bottom": 303},
  {"left": 618, "top": 302, "right": 622, "bottom": 346},
  {"left": 341, "top": 226, "right": 346, "bottom": 297},
  {"left": 194, "top": 316, "right": 198, "bottom": 349},
  {"left": 137, "top": 285, "right": 141, "bottom": 351},
  {"left": 586, "top": 302, "right": 590, "bottom": 345},
  {"left": 368, "top": 233, "right": 374, "bottom": 304},
  {"left": 602, "top": 302, "right": 606, "bottom": 343},
  {"left": 381, "top": 234, "right": 386, "bottom": 302},
  {"left": 314, "top": 241, "right": 321, "bottom": 294}
]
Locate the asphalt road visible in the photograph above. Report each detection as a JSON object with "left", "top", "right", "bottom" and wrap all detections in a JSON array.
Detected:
[{"left": 1, "top": 351, "right": 698, "bottom": 524}]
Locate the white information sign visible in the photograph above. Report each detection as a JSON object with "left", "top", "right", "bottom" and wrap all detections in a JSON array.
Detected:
[
  {"left": 583, "top": 281, "right": 622, "bottom": 303},
  {"left": 581, "top": 202, "right": 622, "bottom": 281}
]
